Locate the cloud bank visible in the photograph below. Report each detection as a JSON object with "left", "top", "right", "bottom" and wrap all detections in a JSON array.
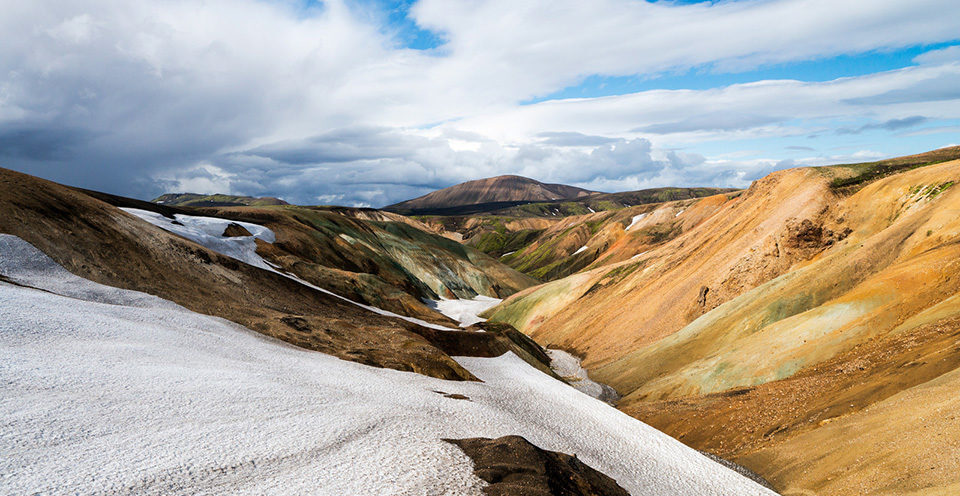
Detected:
[{"left": 1, "top": 0, "right": 959, "bottom": 205}]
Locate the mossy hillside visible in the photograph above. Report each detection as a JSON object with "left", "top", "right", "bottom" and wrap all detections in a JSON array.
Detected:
[
  {"left": 823, "top": 146, "right": 960, "bottom": 191},
  {"left": 153, "top": 193, "right": 288, "bottom": 207}
]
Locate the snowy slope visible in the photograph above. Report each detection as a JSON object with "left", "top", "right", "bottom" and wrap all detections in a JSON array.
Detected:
[
  {"left": 0, "top": 235, "right": 775, "bottom": 495},
  {"left": 426, "top": 296, "right": 502, "bottom": 327}
]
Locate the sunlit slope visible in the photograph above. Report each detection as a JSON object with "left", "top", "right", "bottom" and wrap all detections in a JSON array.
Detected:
[
  {"left": 741, "top": 361, "right": 960, "bottom": 496},
  {"left": 488, "top": 165, "right": 837, "bottom": 369},
  {"left": 610, "top": 158, "right": 960, "bottom": 402},
  {"left": 487, "top": 147, "right": 960, "bottom": 495},
  {"left": 415, "top": 187, "right": 737, "bottom": 281}
]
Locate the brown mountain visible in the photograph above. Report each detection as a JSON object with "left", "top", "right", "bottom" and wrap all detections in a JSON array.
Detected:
[{"left": 386, "top": 175, "right": 597, "bottom": 214}]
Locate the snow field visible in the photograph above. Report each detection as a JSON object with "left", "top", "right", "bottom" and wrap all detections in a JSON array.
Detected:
[{"left": 121, "top": 208, "right": 276, "bottom": 271}]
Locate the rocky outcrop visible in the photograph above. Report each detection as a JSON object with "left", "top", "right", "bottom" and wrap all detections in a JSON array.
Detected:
[
  {"left": 222, "top": 222, "right": 253, "bottom": 237},
  {"left": 446, "top": 435, "right": 630, "bottom": 496}
]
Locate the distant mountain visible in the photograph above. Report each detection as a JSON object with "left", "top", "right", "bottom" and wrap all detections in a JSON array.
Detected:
[
  {"left": 385, "top": 175, "right": 597, "bottom": 214},
  {"left": 152, "top": 193, "right": 289, "bottom": 207}
]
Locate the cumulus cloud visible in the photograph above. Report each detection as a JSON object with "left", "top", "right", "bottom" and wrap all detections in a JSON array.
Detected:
[{"left": 0, "top": 0, "right": 958, "bottom": 206}]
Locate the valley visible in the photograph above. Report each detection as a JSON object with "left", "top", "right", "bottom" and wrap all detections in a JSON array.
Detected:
[
  {"left": 4, "top": 2, "right": 959, "bottom": 494},
  {"left": 4, "top": 146, "right": 960, "bottom": 495}
]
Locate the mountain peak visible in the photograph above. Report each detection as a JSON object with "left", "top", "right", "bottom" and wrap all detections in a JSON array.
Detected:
[{"left": 386, "top": 175, "right": 598, "bottom": 213}]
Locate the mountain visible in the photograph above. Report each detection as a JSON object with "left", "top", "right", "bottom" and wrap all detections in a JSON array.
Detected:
[
  {"left": 485, "top": 145, "right": 960, "bottom": 495},
  {"left": 0, "top": 166, "right": 774, "bottom": 495},
  {"left": 412, "top": 187, "right": 738, "bottom": 281},
  {"left": 153, "top": 192, "right": 289, "bottom": 207},
  {"left": 385, "top": 175, "right": 597, "bottom": 214}
]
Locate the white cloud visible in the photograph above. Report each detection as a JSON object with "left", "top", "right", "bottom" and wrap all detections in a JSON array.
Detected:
[
  {"left": 449, "top": 62, "right": 960, "bottom": 146},
  {"left": 154, "top": 163, "right": 238, "bottom": 195},
  {"left": 914, "top": 45, "right": 960, "bottom": 65},
  {"left": 0, "top": 0, "right": 958, "bottom": 206}
]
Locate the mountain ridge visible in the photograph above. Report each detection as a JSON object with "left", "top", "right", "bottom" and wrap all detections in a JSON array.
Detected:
[
  {"left": 153, "top": 193, "right": 289, "bottom": 207},
  {"left": 385, "top": 175, "right": 598, "bottom": 214}
]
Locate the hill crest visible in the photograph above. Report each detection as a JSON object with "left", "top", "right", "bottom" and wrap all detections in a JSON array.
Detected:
[{"left": 386, "top": 175, "right": 597, "bottom": 213}]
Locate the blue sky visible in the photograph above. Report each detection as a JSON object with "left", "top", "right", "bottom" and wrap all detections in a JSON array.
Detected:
[
  {"left": 1, "top": 0, "right": 959, "bottom": 206},
  {"left": 526, "top": 44, "right": 960, "bottom": 102}
]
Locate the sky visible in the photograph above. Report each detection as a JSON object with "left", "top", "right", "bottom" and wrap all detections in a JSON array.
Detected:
[{"left": 1, "top": 0, "right": 959, "bottom": 207}]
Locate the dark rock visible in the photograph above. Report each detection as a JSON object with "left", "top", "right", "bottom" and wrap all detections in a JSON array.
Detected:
[
  {"left": 280, "top": 316, "right": 311, "bottom": 333},
  {"left": 697, "top": 286, "right": 709, "bottom": 307},
  {"left": 222, "top": 222, "right": 253, "bottom": 237},
  {"left": 447, "top": 435, "right": 630, "bottom": 496}
]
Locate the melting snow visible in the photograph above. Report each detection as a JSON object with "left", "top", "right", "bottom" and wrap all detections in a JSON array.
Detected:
[
  {"left": 587, "top": 207, "right": 596, "bottom": 213},
  {"left": 547, "top": 349, "right": 620, "bottom": 405},
  {"left": 501, "top": 251, "right": 516, "bottom": 257},
  {"left": 573, "top": 245, "right": 589, "bottom": 255},
  {"left": 0, "top": 234, "right": 775, "bottom": 495},
  {"left": 426, "top": 295, "right": 502, "bottom": 327},
  {"left": 675, "top": 209, "right": 685, "bottom": 217},
  {"left": 626, "top": 213, "right": 648, "bottom": 231},
  {"left": 121, "top": 208, "right": 275, "bottom": 271}
]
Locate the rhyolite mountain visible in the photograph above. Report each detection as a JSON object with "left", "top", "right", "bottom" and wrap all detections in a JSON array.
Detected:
[
  {"left": 385, "top": 175, "right": 598, "bottom": 214},
  {"left": 484, "top": 145, "right": 960, "bottom": 495}
]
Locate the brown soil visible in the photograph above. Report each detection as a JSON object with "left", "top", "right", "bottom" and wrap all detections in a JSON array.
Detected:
[{"left": 624, "top": 313, "right": 960, "bottom": 471}]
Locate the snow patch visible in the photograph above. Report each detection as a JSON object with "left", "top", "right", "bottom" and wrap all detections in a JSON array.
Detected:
[
  {"left": 121, "top": 208, "right": 275, "bottom": 271},
  {"left": 0, "top": 234, "right": 776, "bottom": 496},
  {"left": 626, "top": 213, "right": 648, "bottom": 231},
  {"left": 675, "top": 209, "right": 685, "bottom": 217},
  {"left": 573, "top": 245, "right": 589, "bottom": 255},
  {"left": 587, "top": 207, "right": 596, "bottom": 213},
  {"left": 426, "top": 295, "right": 502, "bottom": 327},
  {"left": 547, "top": 349, "right": 620, "bottom": 405},
  {"left": 501, "top": 251, "right": 516, "bottom": 257}
]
